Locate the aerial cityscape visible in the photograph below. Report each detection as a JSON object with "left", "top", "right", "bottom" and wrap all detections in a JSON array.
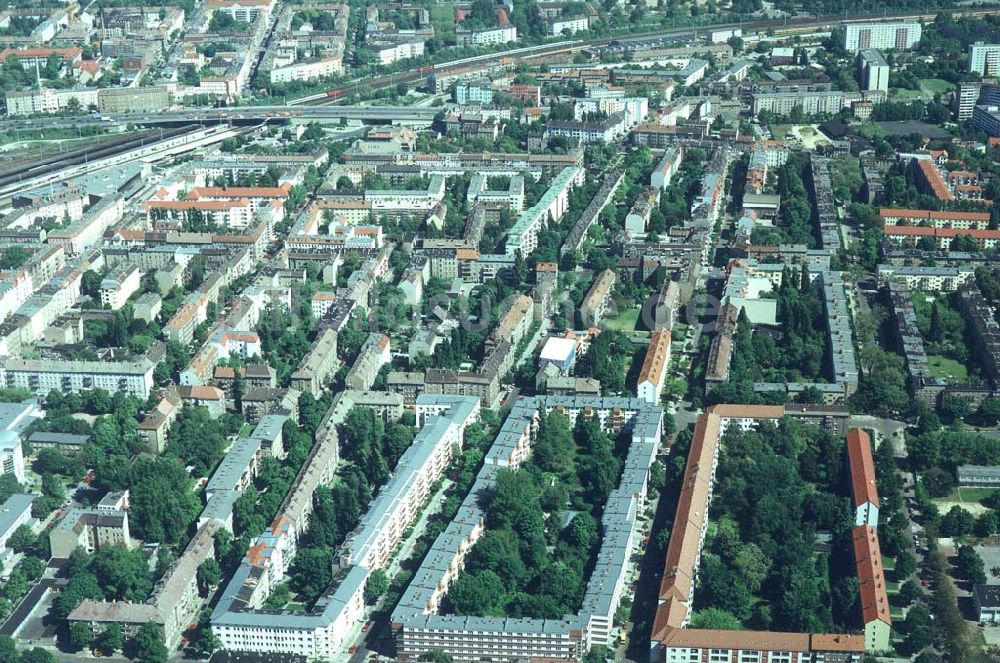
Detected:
[{"left": 3, "top": 0, "right": 1000, "bottom": 662}]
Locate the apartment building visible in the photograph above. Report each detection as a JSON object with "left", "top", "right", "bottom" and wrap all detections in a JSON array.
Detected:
[
  {"left": 958, "top": 465, "right": 1000, "bottom": 488},
  {"left": 2, "top": 357, "right": 155, "bottom": 398},
  {"left": 270, "top": 55, "right": 342, "bottom": 83},
  {"left": 857, "top": 49, "right": 889, "bottom": 93},
  {"left": 880, "top": 208, "right": 990, "bottom": 230},
  {"left": 211, "top": 397, "right": 479, "bottom": 659},
  {"left": 651, "top": 406, "right": 866, "bottom": 663},
  {"left": 454, "top": 79, "right": 493, "bottom": 105},
  {"left": 49, "top": 507, "right": 132, "bottom": 558},
  {"left": 883, "top": 226, "right": 1000, "bottom": 250},
  {"left": 650, "top": 147, "right": 683, "bottom": 190},
  {"left": 70, "top": 521, "right": 221, "bottom": 647},
  {"left": 466, "top": 173, "right": 525, "bottom": 211},
  {"left": 545, "top": 112, "right": 628, "bottom": 144},
  {"left": 345, "top": 333, "right": 390, "bottom": 391},
  {"left": 974, "top": 584, "right": 1000, "bottom": 622},
  {"left": 0, "top": 431, "right": 24, "bottom": 483},
  {"left": 205, "top": 0, "right": 275, "bottom": 23},
  {"left": 972, "top": 104, "right": 1000, "bottom": 137},
  {"left": 843, "top": 22, "right": 921, "bottom": 53},
  {"left": 505, "top": 167, "right": 584, "bottom": 256},
  {"left": 854, "top": 525, "right": 892, "bottom": 653},
  {"left": 547, "top": 15, "right": 588, "bottom": 34},
  {"left": 580, "top": 269, "right": 616, "bottom": 327},
  {"left": 0, "top": 494, "right": 36, "bottom": 554},
  {"left": 96, "top": 86, "right": 172, "bottom": 113},
  {"left": 970, "top": 42, "right": 1000, "bottom": 76},
  {"left": 99, "top": 264, "right": 141, "bottom": 310},
  {"left": 847, "top": 428, "right": 880, "bottom": 528},
  {"left": 456, "top": 23, "right": 517, "bottom": 46},
  {"left": 144, "top": 199, "right": 255, "bottom": 229},
  {"left": 393, "top": 396, "right": 661, "bottom": 661},
  {"left": 637, "top": 330, "right": 672, "bottom": 405},
  {"left": 752, "top": 90, "right": 845, "bottom": 116},
  {"left": 876, "top": 265, "right": 974, "bottom": 292},
  {"left": 289, "top": 328, "right": 339, "bottom": 397},
  {"left": 625, "top": 187, "right": 659, "bottom": 235}
]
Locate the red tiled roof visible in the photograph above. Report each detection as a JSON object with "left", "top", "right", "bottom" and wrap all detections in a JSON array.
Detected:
[
  {"left": 847, "top": 428, "right": 880, "bottom": 509},
  {"left": 879, "top": 208, "right": 990, "bottom": 222},
  {"left": 916, "top": 160, "right": 954, "bottom": 201},
  {"left": 854, "top": 525, "right": 892, "bottom": 627}
]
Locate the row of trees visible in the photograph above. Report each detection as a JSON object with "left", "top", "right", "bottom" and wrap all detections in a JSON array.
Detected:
[
  {"left": 284, "top": 407, "right": 417, "bottom": 604},
  {"left": 445, "top": 411, "right": 622, "bottom": 619},
  {"left": 708, "top": 266, "right": 830, "bottom": 405},
  {"left": 694, "top": 420, "right": 858, "bottom": 632}
]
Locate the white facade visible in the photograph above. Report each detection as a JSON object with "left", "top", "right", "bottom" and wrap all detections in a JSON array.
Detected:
[
  {"left": 269, "top": 56, "right": 342, "bottom": 83},
  {"left": 99, "top": 265, "right": 141, "bottom": 310},
  {"left": 970, "top": 42, "right": 1000, "bottom": 76},
  {"left": 458, "top": 24, "right": 516, "bottom": 45},
  {"left": 843, "top": 22, "right": 921, "bottom": 53},
  {"left": 376, "top": 40, "right": 424, "bottom": 65},
  {"left": 0, "top": 431, "right": 25, "bottom": 483},
  {"left": 548, "top": 16, "right": 589, "bottom": 35},
  {"left": 1, "top": 358, "right": 155, "bottom": 399},
  {"left": 454, "top": 81, "right": 493, "bottom": 105},
  {"left": 858, "top": 49, "right": 889, "bottom": 93}
]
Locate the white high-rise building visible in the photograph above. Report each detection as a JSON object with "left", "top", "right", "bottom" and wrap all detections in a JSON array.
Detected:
[
  {"left": 970, "top": 42, "right": 1000, "bottom": 76},
  {"left": 0, "top": 431, "right": 25, "bottom": 483},
  {"left": 858, "top": 49, "right": 889, "bottom": 93},
  {"left": 843, "top": 22, "right": 921, "bottom": 53}
]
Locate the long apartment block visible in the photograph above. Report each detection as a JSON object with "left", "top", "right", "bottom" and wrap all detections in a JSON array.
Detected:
[
  {"left": 392, "top": 396, "right": 663, "bottom": 661},
  {"left": 211, "top": 396, "right": 480, "bottom": 659}
]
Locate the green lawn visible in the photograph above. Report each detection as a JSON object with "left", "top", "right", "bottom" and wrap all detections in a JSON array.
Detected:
[
  {"left": 768, "top": 123, "right": 792, "bottom": 139},
  {"left": 603, "top": 309, "right": 640, "bottom": 332},
  {"left": 920, "top": 78, "right": 955, "bottom": 94},
  {"left": 928, "top": 355, "right": 970, "bottom": 382},
  {"left": 890, "top": 87, "right": 924, "bottom": 99},
  {"left": 959, "top": 487, "right": 999, "bottom": 504}
]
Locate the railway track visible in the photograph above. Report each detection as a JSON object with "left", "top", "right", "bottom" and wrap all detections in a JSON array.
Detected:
[
  {"left": 293, "top": 6, "right": 1000, "bottom": 106},
  {"left": 0, "top": 126, "right": 193, "bottom": 191}
]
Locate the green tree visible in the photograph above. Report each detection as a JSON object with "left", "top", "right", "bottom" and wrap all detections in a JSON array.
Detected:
[
  {"left": 957, "top": 544, "right": 987, "bottom": 585},
  {"left": 690, "top": 608, "right": 744, "bottom": 630},
  {"left": 20, "top": 648, "right": 54, "bottom": 663},
  {"left": 90, "top": 544, "right": 152, "bottom": 602},
  {"left": 134, "top": 622, "right": 168, "bottom": 663},
  {"left": 364, "top": 569, "right": 389, "bottom": 604},
  {"left": 197, "top": 558, "right": 222, "bottom": 595},
  {"left": 7, "top": 524, "right": 35, "bottom": 553},
  {"left": 69, "top": 621, "right": 93, "bottom": 651},
  {"left": 129, "top": 457, "right": 201, "bottom": 543},
  {"left": 101, "top": 623, "right": 124, "bottom": 654}
]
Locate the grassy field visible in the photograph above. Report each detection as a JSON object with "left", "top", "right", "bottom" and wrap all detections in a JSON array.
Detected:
[
  {"left": 603, "top": 309, "right": 640, "bottom": 332},
  {"left": 890, "top": 87, "right": 924, "bottom": 99},
  {"left": 768, "top": 123, "right": 792, "bottom": 139},
  {"left": 928, "top": 355, "right": 969, "bottom": 382},
  {"left": 959, "top": 487, "right": 999, "bottom": 503},
  {"left": 920, "top": 78, "right": 955, "bottom": 94}
]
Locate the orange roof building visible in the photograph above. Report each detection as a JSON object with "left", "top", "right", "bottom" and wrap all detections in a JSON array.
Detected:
[
  {"left": 651, "top": 407, "right": 867, "bottom": 662},
  {"left": 883, "top": 225, "right": 1000, "bottom": 251},
  {"left": 880, "top": 207, "right": 990, "bottom": 229},
  {"left": 847, "top": 428, "right": 880, "bottom": 527},
  {"left": 853, "top": 525, "right": 892, "bottom": 652},
  {"left": 637, "top": 330, "right": 672, "bottom": 405},
  {"left": 916, "top": 159, "right": 954, "bottom": 201}
]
